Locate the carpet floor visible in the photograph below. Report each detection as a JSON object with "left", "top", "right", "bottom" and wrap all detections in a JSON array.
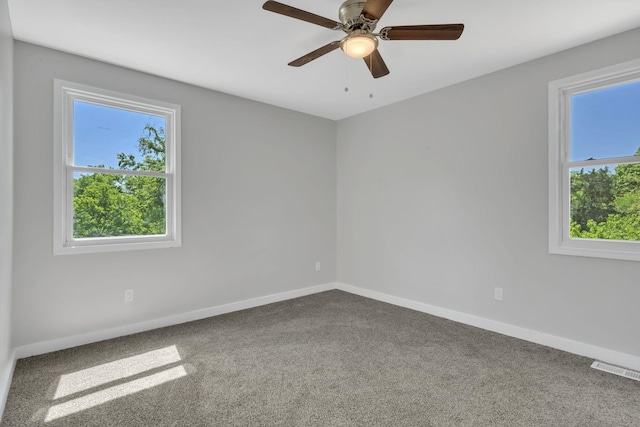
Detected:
[{"left": 2, "top": 290, "right": 639, "bottom": 426}]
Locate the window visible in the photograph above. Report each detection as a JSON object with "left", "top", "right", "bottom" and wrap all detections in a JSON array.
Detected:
[
  {"left": 53, "top": 80, "right": 181, "bottom": 254},
  {"left": 549, "top": 59, "right": 640, "bottom": 261}
]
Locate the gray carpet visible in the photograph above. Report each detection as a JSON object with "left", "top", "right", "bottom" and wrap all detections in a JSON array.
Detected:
[{"left": 2, "top": 290, "right": 639, "bottom": 426}]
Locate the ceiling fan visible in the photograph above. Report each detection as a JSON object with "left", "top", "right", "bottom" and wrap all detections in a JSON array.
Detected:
[{"left": 262, "top": 0, "right": 464, "bottom": 78}]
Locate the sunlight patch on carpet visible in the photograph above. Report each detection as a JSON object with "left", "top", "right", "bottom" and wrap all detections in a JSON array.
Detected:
[
  {"left": 53, "top": 345, "right": 182, "bottom": 399},
  {"left": 45, "top": 365, "right": 187, "bottom": 422}
]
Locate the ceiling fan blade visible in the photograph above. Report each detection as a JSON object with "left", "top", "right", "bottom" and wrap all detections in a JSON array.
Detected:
[
  {"left": 288, "top": 41, "right": 341, "bottom": 67},
  {"left": 381, "top": 24, "right": 464, "bottom": 40},
  {"left": 363, "top": 49, "right": 390, "bottom": 79},
  {"left": 361, "top": 0, "right": 394, "bottom": 21},
  {"left": 263, "top": 1, "right": 341, "bottom": 30}
]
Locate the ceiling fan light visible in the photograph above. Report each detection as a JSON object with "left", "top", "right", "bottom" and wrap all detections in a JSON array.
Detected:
[{"left": 341, "top": 33, "right": 378, "bottom": 59}]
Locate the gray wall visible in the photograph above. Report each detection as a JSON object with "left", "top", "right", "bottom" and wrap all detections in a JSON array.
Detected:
[
  {"left": 12, "top": 42, "right": 337, "bottom": 347},
  {"left": 337, "top": 28, "right": 640, "bottom": 357},
  {"left": 0, "top": 0, "right": 13, "bottom": 412}
]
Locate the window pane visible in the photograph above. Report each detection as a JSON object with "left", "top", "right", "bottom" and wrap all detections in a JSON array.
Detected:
[
  {"left": 73, "top": 172, "right": 167, "bottom": 238},
  {"left": 570, "top": 80, "right": 640, "bottom": 161},
  {"left": 73, "top": 101, "right": 166, "bottom": 171},
  {"left": 570, "top": 164, "right": 640, "bottom": 241},
  {"left": 570, "top": 82, "right": 640, "bottom": 161}
]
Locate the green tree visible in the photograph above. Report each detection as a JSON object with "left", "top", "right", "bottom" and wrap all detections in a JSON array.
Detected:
[
  {"left": 73, "top": 125, "right": 167, "bottom": 238},
  {"left": 116, "top": 125, "right": 165, "bottom": 172},
  {"left": 570, "top": 147, "right": 640, "bottom": 241},
  {"left": 612, "top": 148, "right": 640, "bottom": 216},
  {"left": 571, "top": 214, "right": 640, "bottom": 240},
  {"left": 570, "top": 166, "right": 615, "bottom": 231}
]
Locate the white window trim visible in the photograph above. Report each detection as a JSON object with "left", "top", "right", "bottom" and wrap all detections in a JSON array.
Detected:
[
  {"left": 549, "top": 58, "right": 640, "bottom": 261},
  {"left": 53, "top": 79, "right": 182, "bottom": 255}
]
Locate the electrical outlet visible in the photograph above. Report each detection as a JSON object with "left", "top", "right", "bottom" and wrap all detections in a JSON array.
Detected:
[
  {"left": 494, "top": 287, "right": 503, "bottom": 301},
  {"left": 124, "top": 289, "right": 134, "bottom": 303},
  {"left": 315, "top": 262, "right": 321, "bottom": 272}
]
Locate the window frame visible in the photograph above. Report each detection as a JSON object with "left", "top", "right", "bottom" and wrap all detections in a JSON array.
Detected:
[
  {"left": 53, "top": 79, "right": 181, "bottom": 255},
  {"left": 549, "top": 58, "right": 640, "bottom": 261}
]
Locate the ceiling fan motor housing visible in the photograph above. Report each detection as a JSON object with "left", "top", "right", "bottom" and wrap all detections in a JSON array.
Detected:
[
  {"left": 339, "top": 0, "right": 366, "bottom": 24},
  {"left": 339, "top": 0, "right": 377, "bottom": 32}
]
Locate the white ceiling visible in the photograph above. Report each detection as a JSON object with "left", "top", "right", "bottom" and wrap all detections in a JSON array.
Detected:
[{"left": 7, "top": 0, "right": 640, "bottom": 120}]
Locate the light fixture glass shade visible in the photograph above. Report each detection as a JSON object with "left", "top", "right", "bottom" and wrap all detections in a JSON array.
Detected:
[{"left": 341, "top": 33, "right": 378, "bottom": 59}]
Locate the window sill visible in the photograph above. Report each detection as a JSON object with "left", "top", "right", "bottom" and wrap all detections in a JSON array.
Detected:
[
  {"left": 549, "top": 239, "right": 640, "bottom": 262},
  {"left": 54, "top": 237, "right": 181, "bottom": 255}
]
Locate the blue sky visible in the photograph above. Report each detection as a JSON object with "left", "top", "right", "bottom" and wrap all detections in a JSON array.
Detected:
[
  {"left": 571, "top": 79, "right": 640, "bottom": 162},
  {"left": 73, "top": 101, "right": 165, "bottom": 169}
]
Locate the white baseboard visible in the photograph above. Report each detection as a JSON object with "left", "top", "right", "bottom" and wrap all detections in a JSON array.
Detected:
[
  {"left": 14, "top": 282, "right": 336, "bottom": 359},
  {"left": 11, "top": 280, "right": 640, "bottom": 374},
  {"left": 0, "top": 350, "right": 17, "bottom": 422},
  {"left": 335, "top": 282, "right": 640, "bottom": 372}
]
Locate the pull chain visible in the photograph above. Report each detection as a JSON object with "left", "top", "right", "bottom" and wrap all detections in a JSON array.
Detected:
[
  {"left": 368, "top": 54, "right": 374, "bottom": 99},
  {"left": 344, "top": 55, "right": 350, "bottom": 93}
]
